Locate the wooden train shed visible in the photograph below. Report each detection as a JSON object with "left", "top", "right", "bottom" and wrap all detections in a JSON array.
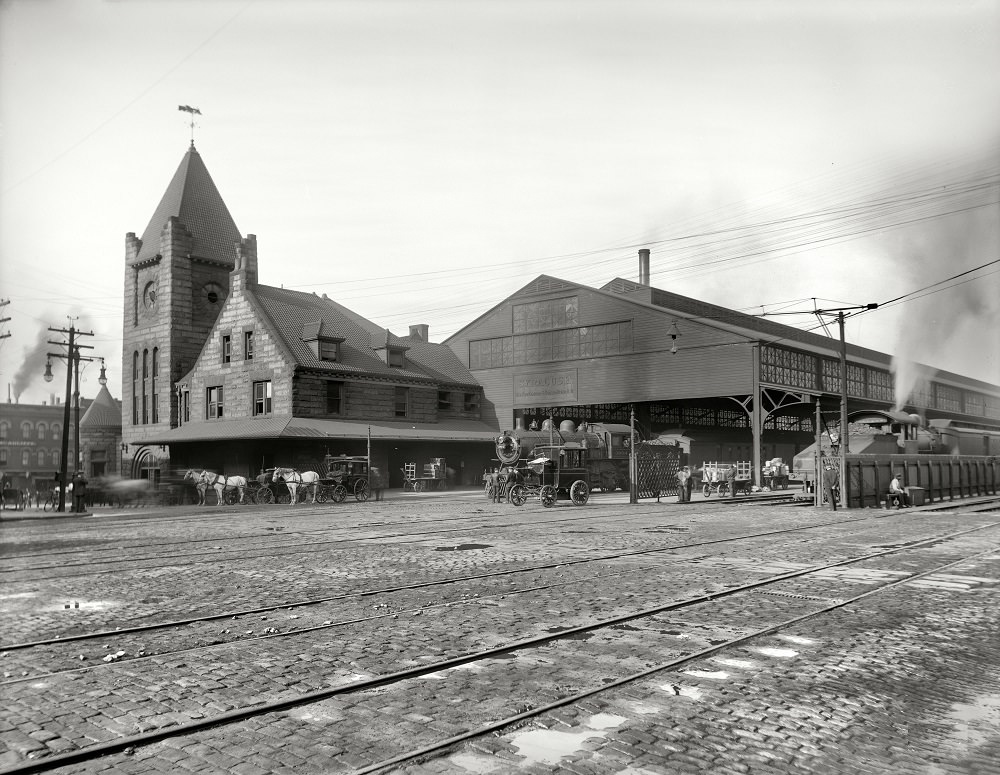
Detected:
[{"left": 444, "top": 259, "right": 1000, "bottom": 487}]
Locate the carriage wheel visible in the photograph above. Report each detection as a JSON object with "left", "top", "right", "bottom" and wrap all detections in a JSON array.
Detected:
[
  {"left": 569, "top": 480, "right": 590, "bottom": 506},
  {"left": 354, "top": 480, "right": 370, "bottom": 501},
  {"left": 224, "top": 488, "right": 241, "bottom": 506},
  {"left": 315, "top": 485, "right": 329, "bottom": 504},
  {"left": 412, "top": 480, "right": 423, "bottom": 492},
  {"left": 255, "top": 487, "right": 275, "bottom": 504},
  {"left": 540, "top": 485, "right": 557, "bottom": 508},
  {"left": 331, "top": 484, "right": 347, "bottom": 503},
  {"left": 508, "top": 484, "right": 527, "bottom": 506},
  {"left": 702, "top": 483, "right": 712, "bottom": 498},
  {"left": 276, "top": 487, "right": 291, "bottom": 504},
  {"left": 296, "top": 487, "right": 310, "bottom": 504}
]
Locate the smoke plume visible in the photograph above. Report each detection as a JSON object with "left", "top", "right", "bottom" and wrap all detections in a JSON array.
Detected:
[
  {"left": 12, "top": 312, "right": 97, "bottom": 402},
  {"left": 890, "top": 207, "right": 1000, "bottom": 410}
]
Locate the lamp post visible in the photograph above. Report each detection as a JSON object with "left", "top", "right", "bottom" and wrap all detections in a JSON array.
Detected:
[{"left": 43, "top": 321, "right": 95, "bottom": 512}]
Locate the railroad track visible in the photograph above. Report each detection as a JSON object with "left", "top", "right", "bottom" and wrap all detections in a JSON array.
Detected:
[{"left": 1, "top": 510, "right": 997, "bottom": 774}]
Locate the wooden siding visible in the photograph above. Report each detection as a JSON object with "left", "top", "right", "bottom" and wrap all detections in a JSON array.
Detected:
[{"left": 451, "top": 284, "right": 757, "bottom": 428}]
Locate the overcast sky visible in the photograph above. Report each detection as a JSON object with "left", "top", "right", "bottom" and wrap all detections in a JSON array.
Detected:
[{"left": 1, "top": 0, "right": 998, "bottom": 407}]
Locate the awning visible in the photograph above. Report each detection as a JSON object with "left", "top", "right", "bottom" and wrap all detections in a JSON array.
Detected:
[{"left": 134, "top": 416, "right": 500, "bottom": 445}]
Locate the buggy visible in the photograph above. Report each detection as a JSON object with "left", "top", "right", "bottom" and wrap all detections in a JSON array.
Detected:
[
  {"left": 323, "top": 455, "right": 371, "bottom": 502},
  {"left": 505, "top": 444, "right": 591, "bottom": 508}
]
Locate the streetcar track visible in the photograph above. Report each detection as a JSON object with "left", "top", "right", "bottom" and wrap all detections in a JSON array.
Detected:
[
  {"left": 3, "top": 521, "right": 996, "bottom": 775},
  {"left": 1, "top": 508, "right": 910, "bottom": 650}
]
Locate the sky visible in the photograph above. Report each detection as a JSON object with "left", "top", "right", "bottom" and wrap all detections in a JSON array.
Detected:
[{"left": 1, "top": 0, "right": 998, "bottom": 408}]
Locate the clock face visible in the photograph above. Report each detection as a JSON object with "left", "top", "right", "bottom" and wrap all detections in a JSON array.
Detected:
[
  {"left": 142, "top": 281, "right": 157, "bottom": 310},
  {"left": 199, "top": 282, "right": 226, "bottom": 314}
]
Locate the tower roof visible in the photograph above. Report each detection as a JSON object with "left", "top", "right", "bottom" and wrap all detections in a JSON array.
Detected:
[
  {"left": 136, "top": 145, "right": 242, "bottom": 264},
  {"left": 79, "top": 384, "right": 122, "bottom": 429}
]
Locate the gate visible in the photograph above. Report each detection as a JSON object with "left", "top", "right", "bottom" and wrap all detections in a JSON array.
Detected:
[{"left": 634, "top": 443, "right": 682, "bottom": 500}]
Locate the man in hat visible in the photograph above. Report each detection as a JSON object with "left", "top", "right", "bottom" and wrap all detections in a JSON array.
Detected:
[
  {"left": 822, "top": 460, "right": 840, "bottom": 510},
  {"left": 888, "top": 471, "right": 908, "bottom": 507}
]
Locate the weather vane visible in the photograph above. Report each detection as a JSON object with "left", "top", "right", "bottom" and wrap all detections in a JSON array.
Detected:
[{"left": 178, "top": 105, "right": 202, "bottom": 147}]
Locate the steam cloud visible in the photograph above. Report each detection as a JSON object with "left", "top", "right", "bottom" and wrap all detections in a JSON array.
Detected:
[
  {"left": 12, "top": 312, "right": 96, "bottom": 402},
  {"left": 890, "top": 208, "right": 1000, "bottom": 410}
]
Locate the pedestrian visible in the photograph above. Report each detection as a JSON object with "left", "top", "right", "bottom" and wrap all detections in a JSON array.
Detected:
[
  {"left": 676, "top": 466, "right": 690, "bottom": 503},
  {"left": 725, "top": 464, "right": 737, "bottom": 497},
  {"left": 888, "top": 471, "right": 908, "bottom": 507},
  {"left": 822, "top": 461, "right": 840, "bottom": 511},
  {"left": 71, "top": 471, "right": 88, "bottom": 513},
  {"left": 370, "top": 466, "right": 386, "bottom": 502}
]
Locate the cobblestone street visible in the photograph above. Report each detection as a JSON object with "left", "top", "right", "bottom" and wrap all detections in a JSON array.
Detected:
[{"left": 1, "top": 490, "right": 998, "bottom": 774}]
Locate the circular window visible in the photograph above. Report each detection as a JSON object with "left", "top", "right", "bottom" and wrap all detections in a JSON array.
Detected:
[{"left": 207, "top": 291, "right": 218, "bottom": 304}]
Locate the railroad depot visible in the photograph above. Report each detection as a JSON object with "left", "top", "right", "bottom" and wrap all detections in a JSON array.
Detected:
[{"left": 103, "top": 143, "right": 1000, "bottom": 504}]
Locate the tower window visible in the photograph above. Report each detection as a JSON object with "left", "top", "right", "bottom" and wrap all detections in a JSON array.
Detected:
[
  {"left": 244, "top": 330, "right": 255, "bottom": 361},
  {"left": 222, "top": 335, "right": 232, "bottom": 364}
]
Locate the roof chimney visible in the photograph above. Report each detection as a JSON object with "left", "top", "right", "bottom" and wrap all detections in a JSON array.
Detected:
[
  {"left": 409, "top": 324, "right": 429, "bottom": 341},
  {"left": 638, "top": 248, "right": 650, "bottom": 286}
]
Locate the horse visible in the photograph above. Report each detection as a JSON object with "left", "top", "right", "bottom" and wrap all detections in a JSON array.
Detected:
[
  {"left": 271, "top": 467, "right": 321, "bottom": 504},
  {"left": 183, "top": 469, "right": 246, "bottom": 505}
]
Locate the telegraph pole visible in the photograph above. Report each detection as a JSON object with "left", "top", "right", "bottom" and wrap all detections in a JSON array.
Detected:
[
  {"left": 757, "top": 302, "right": 877, "bottom": 509},
  {"left": 0, "top": 299, "right": 10, "bottom": 340},
  {"left": 44, "top": 321, "right": 95, "bottom": 512}
]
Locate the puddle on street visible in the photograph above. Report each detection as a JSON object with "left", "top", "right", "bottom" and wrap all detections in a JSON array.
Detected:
[
  {"left": 779, "top": 635, "right": 816, "bottom": 645},
  {"left": 507, "top": 713, "right": 627, "bottom": 766},
  {"left": 946, "top": 696, "right": 1000, "bottom": 747},
  {"left": 711, "top": 657, "right": 755, "bottom": 669},
  {"left": 754, "top": 646, "right": 798, "bottom": 658},
  {"left": 683, "top": 669, "right": 729, "bottom": 680},
  {"left": 434, "top": 543, "right": 492, "bottom": 552},
  {"left": 661, "top": 684, "right": 704, "bottom": 700}
]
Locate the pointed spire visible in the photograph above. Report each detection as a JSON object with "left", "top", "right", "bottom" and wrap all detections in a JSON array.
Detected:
[{"left": 135, "top": 146, "right": 241, "bottom": 266}]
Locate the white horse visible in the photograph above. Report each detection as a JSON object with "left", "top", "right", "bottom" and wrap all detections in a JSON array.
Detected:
[
  {"left": 184, "top": 469, "right": 246, "bottom": 505},
  {"left": 272, "top": 467, "right": 321, "bottom": 504}
]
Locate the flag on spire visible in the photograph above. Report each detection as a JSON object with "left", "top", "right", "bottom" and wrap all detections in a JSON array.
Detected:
[{"left": 178, "top": 105, "right": 201, "bottom": 115}]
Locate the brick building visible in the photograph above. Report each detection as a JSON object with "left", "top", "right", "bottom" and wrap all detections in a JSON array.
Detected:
[{"left": 125, "top": 144, "right": 497, "bottom": 487}]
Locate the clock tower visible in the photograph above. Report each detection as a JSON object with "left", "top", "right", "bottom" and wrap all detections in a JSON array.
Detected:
[{"left": 122, "top": 143, "right": 244, "bottom": 454}]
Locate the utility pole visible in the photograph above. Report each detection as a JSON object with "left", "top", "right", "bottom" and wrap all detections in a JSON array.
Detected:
[
  {"left": 758, "top": 302, "right": 877, "bottom": 509},
  {"left": 43, "top": 321, "right": 95, "bottom": 512},
  {"left": 0, "top": 299, "right": 10, "bottom": 340}
]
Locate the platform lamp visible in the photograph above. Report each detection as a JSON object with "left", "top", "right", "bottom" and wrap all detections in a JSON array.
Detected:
[{"left": 668, "top": 321, "right": 681, "bottom": 354}]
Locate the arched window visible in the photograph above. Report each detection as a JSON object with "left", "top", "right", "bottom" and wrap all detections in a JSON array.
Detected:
[
  {"left": 22, "top": 450, "right": 30, "bottom": 466},
  {"left": 151, "top": 348, "right": 159, "bottom": 423},
  {"left": 0, "top": 421, "right": 8, "bottom": 439},
  {"left": 38, "top": 423, "right": 47, "bottom": 439},
  {"left": 52, "top": 450, "right": 59, "bottom": 466},
  {"left": 142, "top": 349, "right": 149, "bottom": 425},
  {"left": 132, "top": 351, "right": 139, "bottom": 425},
  {"left": 22, "top": 422, "right": 32, "bottom": 439},
  {"left": 52, "top": 423, "right": 61, "bottom": 440},
  {"left": 38, "top": 450, "right": 46, "bottom": 466}
]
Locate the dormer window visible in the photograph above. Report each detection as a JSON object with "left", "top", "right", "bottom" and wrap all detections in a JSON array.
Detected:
[
  {"left": 302, "top": 320, "right": 344, "bottom": 363},
  {"left": 387, "top": 348, "right": 405, "bottom": 368},
  {"left": 319, "top": 339, "right": 340, "bottom": 362}
]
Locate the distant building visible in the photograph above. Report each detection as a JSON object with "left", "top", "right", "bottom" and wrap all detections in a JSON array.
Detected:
[
  {"left": 125, "top": 145, "right": 497, "bottom": 487},
  {"left": 0, "top": 395, "right": 89, "bottom": 494}
]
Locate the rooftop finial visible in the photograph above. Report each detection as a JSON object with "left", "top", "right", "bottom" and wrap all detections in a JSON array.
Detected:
[{"left": 178, "top": 105, "right": 202, "bottom": 148}]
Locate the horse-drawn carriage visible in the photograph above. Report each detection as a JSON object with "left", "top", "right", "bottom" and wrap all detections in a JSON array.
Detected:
[
  {"left": 485, "top": 432, "right": 590, "bottom": 507},
  {"left": 322, "top": 456, "right": 371, "bottom": 501}
]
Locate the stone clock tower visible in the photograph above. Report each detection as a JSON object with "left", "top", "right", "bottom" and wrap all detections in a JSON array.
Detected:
[{"left": 122, "top": 143, "right": 243, "bottom": 457}]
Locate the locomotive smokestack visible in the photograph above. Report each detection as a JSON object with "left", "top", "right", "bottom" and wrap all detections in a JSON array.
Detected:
[{"left": 638, "top": 248, "right": 650, "bottom": 286}]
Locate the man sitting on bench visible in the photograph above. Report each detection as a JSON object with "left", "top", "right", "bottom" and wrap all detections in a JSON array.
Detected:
[{"left": 888, "top": 472, "right": 909, "bottom": 508}]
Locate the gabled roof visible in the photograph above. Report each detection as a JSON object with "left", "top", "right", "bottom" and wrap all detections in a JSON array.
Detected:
[
  {"left": 135, "top": 145, "right": 242, "bottom": 265},
  {"left": 79, "top": 385, "right": 122, "bottom": 429},
  {"left": 251, "top": 285, "right": 479, "bottom": 387}
]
